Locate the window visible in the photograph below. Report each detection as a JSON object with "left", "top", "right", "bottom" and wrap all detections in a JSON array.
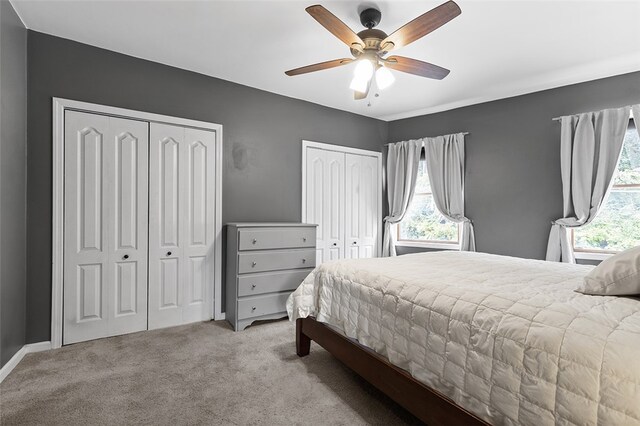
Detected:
[
  {"left": 573, "top": 121, "right": 640, "bottom": 254},
  {"left": 397, "top": 159, "right": 459, "bottom": 245}
]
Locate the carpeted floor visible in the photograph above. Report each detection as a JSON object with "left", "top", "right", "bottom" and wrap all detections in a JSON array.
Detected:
[{"left": 0, "top": 319, "right": 421, "bottom": 425}]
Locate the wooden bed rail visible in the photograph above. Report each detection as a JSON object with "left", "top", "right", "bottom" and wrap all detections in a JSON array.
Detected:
[{"left": 296, "top": 317, "right": 489, "bottom": 426}]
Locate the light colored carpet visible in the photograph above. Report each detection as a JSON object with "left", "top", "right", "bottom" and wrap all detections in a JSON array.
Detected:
[{"left": 0, "top": 320, "right": 421, "bottom": 425}]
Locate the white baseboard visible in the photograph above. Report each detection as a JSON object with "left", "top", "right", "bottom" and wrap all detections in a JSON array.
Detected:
[
  {"left": 0, "top": 341, "right": 52, "bottom": 383},
  {"left": 25, "top": 341, "right": 52, "bottom": 352}
]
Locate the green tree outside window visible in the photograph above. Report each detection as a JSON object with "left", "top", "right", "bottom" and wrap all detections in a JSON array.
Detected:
[
  {"left": 574, "top": 122, "right": 640, "bottom": 252},
  {"left": 398, "top": 160, "right": 459, "bottom": 243}
]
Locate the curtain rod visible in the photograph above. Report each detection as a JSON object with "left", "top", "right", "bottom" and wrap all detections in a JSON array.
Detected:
[
  {"left": 384, "top": 132, "right": 469, "bottom": 146},
  {"left": 552, "top": 109, "right": 634, "bottom": 121}
]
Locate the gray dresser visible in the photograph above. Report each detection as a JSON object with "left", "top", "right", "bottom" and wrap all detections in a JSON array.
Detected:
[{"left": 226, "top": 223, "right": 317, "bottom": 331}]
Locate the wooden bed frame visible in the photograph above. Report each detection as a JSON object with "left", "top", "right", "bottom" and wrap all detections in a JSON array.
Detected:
[{"left": 296, "top": 317, "right": 489, "bottom": 426}]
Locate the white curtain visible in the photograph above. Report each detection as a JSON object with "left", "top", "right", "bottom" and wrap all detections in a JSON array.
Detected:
[
  {"left": 424, "top": 133, "right": 476, "bottom": 251},
  {"left": 634, "top": 105, "right": 640, "bottom": 136},
  {"left": 546, "top": 106, "right": 631, "bottom": 263},
  {"left": 382, "top": 139, "right": 422, "bottom": 257}
]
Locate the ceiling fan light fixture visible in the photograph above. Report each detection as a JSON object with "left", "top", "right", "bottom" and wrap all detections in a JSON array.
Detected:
[
  {"left": 376, "top": 66, "right": 395, "bottom": 90},
  {"left": 286, "top": 2, "right": 461, "bottom": 99},
  {"left": 349, "top": 75, "right": 369, "bottom": 94},
  {"left": 349, "top": 59, "right": 374, "bottom": 93},
  {"left": 353, "top": 59, "right": 374, "bottom": 80}
]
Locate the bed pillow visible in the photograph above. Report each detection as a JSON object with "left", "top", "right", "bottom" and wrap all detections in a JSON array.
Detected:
[{"left": 576, "top": 246, "right": 640, "bottom": 296}]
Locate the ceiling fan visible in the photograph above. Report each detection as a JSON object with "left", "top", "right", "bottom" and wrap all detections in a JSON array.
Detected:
[{"left": 285, "top": 1, "right": 461, "bottom": 100}]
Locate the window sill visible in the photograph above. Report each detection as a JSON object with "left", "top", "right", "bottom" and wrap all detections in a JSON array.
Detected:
[
  {"left": 573, "top": 251, "right": 614, "bottom": 261},
  {"left": 395, "top": 241, "right": 460, "bottom": 250}
]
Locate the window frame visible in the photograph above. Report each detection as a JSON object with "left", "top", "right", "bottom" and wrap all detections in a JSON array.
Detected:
[
  {"left": 396, "top": 159, "right": 461, "bottom": 249},
  {"left": 572, "top": 117, "right": 638, "bottom": 260}
]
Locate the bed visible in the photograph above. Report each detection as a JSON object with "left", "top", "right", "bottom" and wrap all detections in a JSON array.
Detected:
[{"left": 287, "top": 251, "right": 640, "bottom": 425}]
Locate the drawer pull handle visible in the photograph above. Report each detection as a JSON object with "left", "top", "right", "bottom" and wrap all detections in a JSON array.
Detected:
[
  {"left": 252, "top": 239, "right": 257, "bottom": 244},
  {"left": 252, "top": 261, "right": 257, "bottom": 267},
  {"left": 303, "top": 237, "right": 307, "bottom": 242},
  {"left": 123, "top": 254, "right": 129, "bottom": 260},
  {"left": 166, "top": 251, "right": 172, "bottom": 256},
  {"left": 251, "top": 284, "right": 256, "bottom": 289},
  {"left": 251, "top": 306, "right": 256, "bottom": 311},
  {"left": 332, "top": 243, "right": 337, "bottom": 246},
  {"left": 302, "top": 258, "right": 306, "bottom": 263},
  {"left": 352, "top": 241, "right": 357, "bottom": 245}
]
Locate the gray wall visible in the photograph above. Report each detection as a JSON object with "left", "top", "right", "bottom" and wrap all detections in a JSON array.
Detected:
[
  {"left": 389, "top": 71, "right": 640, "bottom": 258},
  {"left": 0, "top": 0, "right": 27, "bottom": 367},
  {"left": 26, "top": 31, "right": 387, "bottom": 343}
]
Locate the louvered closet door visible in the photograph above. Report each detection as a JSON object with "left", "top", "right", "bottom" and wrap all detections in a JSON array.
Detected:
[
  {"left": 63, "top": 111, "right": 149, "bottom": 345},
  {"left": 345, "top": 153, "right": 379, "bottom": 259},
  {"left": 148, "top": 123, "right": 216, "bottom": 329},
  {"left": 305, "top": 148, "right": 345, "bottom": 265}
]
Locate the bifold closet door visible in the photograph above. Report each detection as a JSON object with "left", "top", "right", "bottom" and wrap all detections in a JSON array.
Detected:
[
  {"left": 345, "top": 153, "right": 379, "bottom": 259},
  {"left": 148, "top": 123, "right": 216, "bottom": 330},
  {"left": 305, "top": 147, "right": 345, "bottom": 265},
  {"left": 63, "top": 111, "right": 149, "bottom": 345}
]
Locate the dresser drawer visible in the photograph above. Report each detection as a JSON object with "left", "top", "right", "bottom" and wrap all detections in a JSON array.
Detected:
[
  {"left": 238, "top": 249, "right": 316, "bottom": 274},
  {"left": 238, "top": 269, "right": 313, "bottom": 297},
  {"left": 238, "top": 227, "right": 316, "bottom": 251},
  {"left": 237, "top": 293, "right": 290, "bottom": 320}
]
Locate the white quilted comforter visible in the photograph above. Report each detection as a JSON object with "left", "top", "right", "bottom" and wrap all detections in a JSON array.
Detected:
[{"left": 286, "top": 251, "right": 640, "bottom": 426}]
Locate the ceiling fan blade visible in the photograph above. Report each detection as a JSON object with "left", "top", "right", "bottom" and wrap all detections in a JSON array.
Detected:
[
  {"left": 306, "top": 5, "right": 365, "bottom": 48},
  {"left": 380, "top": 1, "right": 461, "bottom": 52},
  {"left": 354, "top": 79, "right": 372, "bottom": 100},
  {"left": 285, "top": 58, "right": 353, "bottom": 76},
  {"left": 385, "top": 56, "right": 450, "bottom": 80}
]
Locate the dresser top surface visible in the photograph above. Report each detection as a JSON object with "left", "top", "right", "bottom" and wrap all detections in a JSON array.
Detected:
[{"left": 227, "top": 222, "right": 318, "bottom": 228}]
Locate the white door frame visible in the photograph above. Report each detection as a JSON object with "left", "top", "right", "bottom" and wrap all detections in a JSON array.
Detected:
[
  {"left": 52, "top": 97, "right": 224, "bottom": 349},
  {"left": 301, "top": 140, "right": 383, "bottom": 257}
]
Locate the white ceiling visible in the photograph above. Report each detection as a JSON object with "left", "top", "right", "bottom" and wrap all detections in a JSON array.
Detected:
[{"left": 11, "top": 0, "right": 640, "bottom": 121}]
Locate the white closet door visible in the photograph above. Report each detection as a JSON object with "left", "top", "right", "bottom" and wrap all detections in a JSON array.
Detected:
[
  {"left": 325, "top": 150, "right": 346, "bottom": 261},
  {"left": 148, "top": 123, "right": 216, "bottom": 329},
  {"left": 182, "top": 127, "right": 216, "bottom": 323},
  {"left": 305, "top": 148, "right": 326, "bottom": 264},
  {"left": 149, "top": 124, "right": 182, "bottom": 329},
  {"left": 108, "top": 116, "right": 150, "bottom": 336},
  {"left": 304, "top": 148, "right": 345, "bottom": 265},
  {"left": 64, "top": 111, "right": 149, "bottom": 345},
  {"left": 345, "top": 153, "right": 379, "bottom": 259}
]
